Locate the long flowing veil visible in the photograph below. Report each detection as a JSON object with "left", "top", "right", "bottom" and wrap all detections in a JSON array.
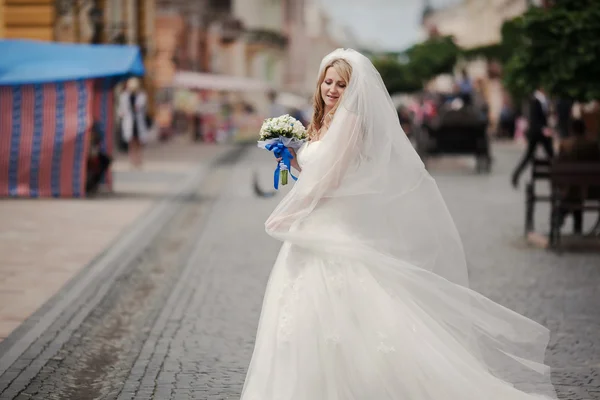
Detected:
[{"left": 264, "top": 49, "right": 556, "bottom": 398}]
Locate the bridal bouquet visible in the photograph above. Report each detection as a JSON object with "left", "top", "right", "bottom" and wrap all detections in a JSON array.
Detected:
[{"left": 257, "top": 114, "right": 307, "bottom": 188}]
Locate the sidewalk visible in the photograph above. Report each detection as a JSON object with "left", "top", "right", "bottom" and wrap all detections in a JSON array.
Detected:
[{"left": 0, "top": 136, "right": 234, "bottom": 341}]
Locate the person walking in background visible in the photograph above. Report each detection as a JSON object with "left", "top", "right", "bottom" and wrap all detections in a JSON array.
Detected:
[
  {"left": 511, "top": 86, "right": 554, "bottom": 188},
  {"left": 458, "top": 68, "right": 473, "bottom": 97},
  {"left": 86, "top": 121, "right": 112, "bottom": 195},
  {"left": 498, "top": 94, "right": 516, "bottom": 139},
  {"left": 555, "top": 97, "right": 574, "bottom": 139},
  {"left": 302, "top": 95, "right": 314, "bottom": 125},
  {"left": 290, "top": 107, "right": 308, "bottom": 126},
  {"left": 557, "top": 119, "right": 600, "bottom": 163},
  {"left": 472, "top": 78, "right": 489, "bottom": 122},
  {"left": 267, "top": 90, "right": 287, "bottom": 118},
  {"left": 555, "top": 119, "right": 600, "bottom": 234},
  {"left": 118, "top": 77, "right": 149, "bottom": 168}
]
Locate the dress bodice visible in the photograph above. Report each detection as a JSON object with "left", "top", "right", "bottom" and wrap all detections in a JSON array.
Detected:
[{"left": 297, "top": 141, "right": 322, "bottom": 169}]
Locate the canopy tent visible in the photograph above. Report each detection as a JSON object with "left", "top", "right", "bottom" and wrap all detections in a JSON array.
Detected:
[
  {"left": 172, "top": 71, "right": 308, "bottom": 108},
  {"left": 0, "top": 40, "right": 145, "bottom": 85},
  {"left": 0, "top": 40, "right": 144, "bottom": 198}
]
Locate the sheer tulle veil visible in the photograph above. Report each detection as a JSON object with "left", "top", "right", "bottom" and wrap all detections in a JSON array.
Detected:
[{"left": 263, "top": 48, "right": 557, "bottom": 398}]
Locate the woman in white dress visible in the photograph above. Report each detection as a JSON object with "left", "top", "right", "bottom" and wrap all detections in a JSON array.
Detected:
[{"left": 241, "top": 49, "right": 557, "bottom": 400}]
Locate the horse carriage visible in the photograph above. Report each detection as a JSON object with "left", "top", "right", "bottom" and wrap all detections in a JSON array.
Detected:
[{"left": 414, "top": 104, "right": 492, "bottom": 173}]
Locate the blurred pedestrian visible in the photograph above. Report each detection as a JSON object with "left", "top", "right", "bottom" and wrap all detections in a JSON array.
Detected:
[
  {"left": 118, "top": 77, "right": 149, "bottom": 168},
  {"left": 458, "top": 68, "right": 473, "bottom": 96},
  {"left": 291, "top": 107, "right": 307, "bottom": 126},
  {"left": 498, "top": 94, "right": 516, "bottom": 139},
  {"left": 86, "top": 121, "right": 112, "bottom": 195},
  {"left": 472, "top": 78, "right": 489, "bottom": 121},
  {"left": 555, "top": 97, "right": 574, "bottom": 139},
  {"left": 511, "top": 86, "right": 554, "bottom": 188},
  {"left": 555, "top": 119, "right": 600, "bottom": 233},
  {"left": 397, "top": 106, "right": 412, "bottom": 136},
  {"left": 302, "top": 95, "right": 314, "bottom": 125},
  {"left": 267, "top": 90, "right": 286, "bottom": 118},
  {"left": 193, "top": 113, "right": 203, "bottom": 142},
  {"left": 557, "top": 119, "right": 600, "bottom": 163}
]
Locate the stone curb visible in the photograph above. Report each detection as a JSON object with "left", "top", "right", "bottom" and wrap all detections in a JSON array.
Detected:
[{"left": 0, "top": 145, "right": 246, "bottom": 395}]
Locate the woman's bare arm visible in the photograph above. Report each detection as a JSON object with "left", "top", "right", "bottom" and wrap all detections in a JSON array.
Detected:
[
  {"left": 289, "top": 148, "right": 302, "bottom": 172},
  {"left": 277, "top": 148, "right": 302, "bottom": 173}
]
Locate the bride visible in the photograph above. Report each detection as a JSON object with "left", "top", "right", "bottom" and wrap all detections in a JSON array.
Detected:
[{"left": 241, "top": 49, "right": 557, "bottom": 400}]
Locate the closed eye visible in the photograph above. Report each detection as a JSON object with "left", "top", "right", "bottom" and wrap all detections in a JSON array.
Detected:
[{"left": 324, "top": 80, "right": 346, "bottom": 87}]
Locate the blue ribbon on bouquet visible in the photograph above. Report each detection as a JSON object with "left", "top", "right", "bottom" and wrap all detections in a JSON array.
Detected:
[{"left": 265, "top": 141, "right": 298, "bottom": 189}]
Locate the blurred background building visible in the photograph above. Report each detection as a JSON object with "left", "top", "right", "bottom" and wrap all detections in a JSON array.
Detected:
[
  {"left": 422, "top": 0, "right": 529, "bottom": 49},
  {"left": 414, "top": 0, "right": 550, "bottom": 134},
  {"left": 0, "top": 0, "right": 356, "bottom": 143},
  {"left": 2, "top": 0, "right": 592, "bottom": 144}
]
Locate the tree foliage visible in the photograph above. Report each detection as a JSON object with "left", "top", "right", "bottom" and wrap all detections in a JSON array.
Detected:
[
  {"left": 503, "top": 1, "right": 600, "bottom": 101},
  {"left": 371, "top": 57, "right": 422, "bottom": 95},
  {"left": 372, "top": 36, "right": 459, "bottom": 95},
  {"left": 405, "top": 36, "right": 460, "bottom": 81}
]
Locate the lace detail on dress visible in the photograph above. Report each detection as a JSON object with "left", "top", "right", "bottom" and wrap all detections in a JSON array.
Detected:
[
  {"left": 323, "top": 265, "right": 345, "bottom": 290},
  {"left": 377, "top": 331, "right": 397, "bottom": 353},
  {"left": 325, "top": 334, "right": 341, "bottom": 345},
  {"left": 277, "top": 273, "right": 304, "bottom": 343}
]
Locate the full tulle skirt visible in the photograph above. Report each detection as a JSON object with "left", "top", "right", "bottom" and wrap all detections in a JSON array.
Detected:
[
  {"left": 242, "top": 49, "right": 556, "bottom": 400},
  {"left": 240, "top": 239, "right": 556, "bottom": 400}
]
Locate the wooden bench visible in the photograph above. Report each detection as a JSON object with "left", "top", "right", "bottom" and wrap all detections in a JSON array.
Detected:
[
  {"left": 549, "top": 162, "right": 600, "bottom": 249},
  {"left": 524, "top": 158, "right": 552, "bottom": 234}
]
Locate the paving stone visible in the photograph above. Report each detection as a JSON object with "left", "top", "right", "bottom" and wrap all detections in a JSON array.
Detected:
[{"left": 0, "top": 145, "right": 598, "bottom": 399}]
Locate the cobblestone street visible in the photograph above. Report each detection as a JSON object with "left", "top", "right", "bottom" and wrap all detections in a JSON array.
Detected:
[{"left": 0, "top": 143, "right": 599, "bottom": 400}]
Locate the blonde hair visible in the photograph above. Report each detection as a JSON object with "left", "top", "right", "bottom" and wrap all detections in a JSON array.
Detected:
[{"left": 308, "top": 58, "right": 352, "bottom": 141}]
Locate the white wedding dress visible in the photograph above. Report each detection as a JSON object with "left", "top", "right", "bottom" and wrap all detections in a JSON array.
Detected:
[{"left": 241, "top": 49, "right": 557, "bottom": 400}]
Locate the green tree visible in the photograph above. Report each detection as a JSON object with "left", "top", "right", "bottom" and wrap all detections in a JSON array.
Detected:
[
  {"left": 503, "top": 1, "right": 600, "bottom": 101},
  {"left": 371, "top": 57, "right": 421, "bottom": 95},
  {"left": 372, "top": 36, "right": 460, "bottom": 95},
  {"left": 405, "top": 36, "right": 460, "bottom": 82}
]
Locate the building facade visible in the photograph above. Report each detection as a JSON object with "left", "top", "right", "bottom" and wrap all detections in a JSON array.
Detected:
[
  {"left": 0, "top": 0, "right": 359, "bottom": 137},
  {"left": 421, "top": 0, "right": 536, "bottom": 134},
  {"left": 0, "top": 0, "right": 157, "bottom": 111},
  {"left": 1, "top": 0, "right": 56, "bottom": 41},
  {"left": 422, "top": 0, "right": 529, "bottom": 49}
]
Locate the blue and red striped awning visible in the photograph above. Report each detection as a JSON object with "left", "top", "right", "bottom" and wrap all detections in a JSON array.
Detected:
[
  {"left": 0, "top": 40, "right": 142, "bottom": 198},
  {"left": 0, "top": 81, "right": 93, "bottom": 197}
]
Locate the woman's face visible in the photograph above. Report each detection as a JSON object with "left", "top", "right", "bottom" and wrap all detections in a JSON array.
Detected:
[{"left": 321, "top": 67, "right": 346, "bottom": 112}]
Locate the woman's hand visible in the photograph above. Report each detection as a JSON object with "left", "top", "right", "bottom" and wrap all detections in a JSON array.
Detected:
[
  {"left": 276, "top": 147, "right": 301, "bottom": 172},
  {"left": 276, "top": 147, "right": 296, "bottom": 162}
]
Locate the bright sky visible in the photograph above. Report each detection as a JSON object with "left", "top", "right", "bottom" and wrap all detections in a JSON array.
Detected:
[{"left": 320, "top": 0, "right": 462, "bottom": 51}]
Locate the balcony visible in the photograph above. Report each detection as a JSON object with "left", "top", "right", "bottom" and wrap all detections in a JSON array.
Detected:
[
  {"left": 219, "top": 17, "right": 244, "bottom": 44},
  {"left": 245, "top": 29, "right": 288, "bottom": 50}
]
